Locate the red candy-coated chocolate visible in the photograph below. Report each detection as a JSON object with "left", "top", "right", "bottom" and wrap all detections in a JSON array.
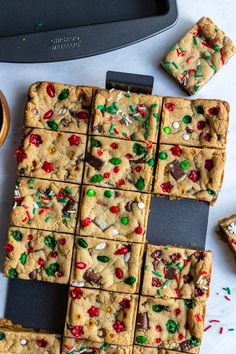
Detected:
[
  {"left": 135, "top": 226, "right": 143, "bottom": 235},
  {"left": 70, "top": 325, "right": 84, "bottom": 338},
  {"left": 42, "top": 161, "right": 54, "bottom": 173},
  {"left": 4, "top": 243, "right": 14, "bottom": 253},
  {"left": 155, "top": 338, "right": 162, "bottom": 344},
  {"left": 114, "top": 247, "right": 129, "bottom": 255},
  {"left": 152, "top": 277, "right": 162, "bottom": 287},
  {"left": 103, "top": 172, "right": 111, "bottom": 179},
  {"left": 81, "top": 217, "right": 91, "bottom": 227},
  {"left": 68, "top": 134, "right": 81, "bottom": 146},
  {"left": 135, "top": 166, "right": 142, "bottom": 173},
  {"left": 110, "top": 142, "right": 118, "bottom": 149},
  {"left": 87, "top": 306, "right": 100, "bottom": 317},
  {"left": 188, "top": 170, "right": 200, "bottom": 182},
  {"left": 76, "top": 111, "right": 88, "bottom": 120},
  {"left": 197, "top": 120, "right": 206, "bottom": 130},
  {"left": 15, "top": 146, "right": 27, "bottom": 163},
  {"left": 165, "top": 102, "right": 175, "bottom": 111},
  {"left": 202, "top": 132, "right": 212, "bottom": 142},
  {"left": 29, "top": 134, "right": 43, "bottom": 147},
  {"left": 174, "top": 308, "right": 181, "bottom": 316},
  {"left": 113, "top": 320, "right": 125, "bottom": 333},
  {"left": 125, "top": 153, "right": 133, "bottom": 159},
  {"left": 115, "top": 267, "right": 123, "bottom": 279},
  {"left": 58, "top": 237, "right": 66, "bottom": 245},
  {"left": 56, "top": 271, "right": 63, "bottom": 278},
  {"left": 43, "top": 109, "right": 53, "bottom": 120},
  {"left": 160, "top": 182, "right": 173, "bottom": 193},
  {"left": 208, "top": 107, "right": 220, "bottom": 116},
  {"left": 170, "top": 145, "right": 182, "bottom": 156},
  {"left": 119, "top": 298, "right": 131, "bottom": 309},
  {"left": 97, "top": 149, "right": 103, "bottom": 156},
  {"left": 37, "top": 258, "right": 45, "bottom": 266},
  {"left": 110, "top": 206, "right": 119, "bottom": 214},
  {"left": 155, "top": 325, "right": 162, "bottom": 332},
  {"left": 113, "top": 166, "right": 120, "bottom": 173},
  {"left": 46, "top": 83, "right": 55, "bottom": 97},
  {"left": 204, "top": 159, "right": 213, "bottom": 171},
  {"left": 27, "top": 234, "right": 34, "bottom": 241},
  {"left": 75, "top": 262, "right": 86, "bottom": 270},
  {"left": 178, "top": 333, "right": 184, "bottom": 341},
  {"left": 117, "top": 178, "right": 125, "bottom": 186},
  {"left": 36, "top": 339, "right": 48, "bottom": 348},
  {"left": 49, "top": 251, "right": 58, "bottom": 258},
  {"left": 70, "top": 287, "right": 83, "bottom": 300}
]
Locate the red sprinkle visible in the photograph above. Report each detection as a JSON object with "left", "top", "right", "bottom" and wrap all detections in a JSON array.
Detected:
[
  {"left": 219, "top": 327, "right": 224, "bottom": 334},
  {"left": 204, "top": 325, "right": 212, "bottom": 332},
  {"left": 46, "top": 83, "right": 55, "bottom": 97},
  {"left": 225, "top": 296, "right": 231, "bottom": 301},
  {"left": 115, "top": 267, "right": 124, "bottom": 279},
  {"left": 42, "top": 161, "right": 54, "bottom": 173},
  {"left": 165, "top": 102, "right": 175, "bottom": 111},
  {"left": 209, "top": 320, "right": 220, "bottom": 323},
  {"left": 29, "top": 134, "right": 43, "bottom": 146},
  {"left": 68, "top": 135, "right": 81, "bottom": 146},
  {"left": 186, "top": 56, "right": 194, "bottom": 63},
  {"left": 81, "top": 218, "right": 91, "bottom": 227},
  {"left": 220, "top": 48, "right": 225, "bottom": 65},
  {"left": 43, "top": 109, "right": 53, "bottom": 120},
  {"left": 114, "top": 247, "right": 129, "bottom": 255}
]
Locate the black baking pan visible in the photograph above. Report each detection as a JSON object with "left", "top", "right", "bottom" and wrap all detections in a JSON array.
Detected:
[
  {"left": 0, "top": 0, "right": 178, "bottom": 63},
  {"left": 5, "top": 70, "right": 210, "bottom": 333}
]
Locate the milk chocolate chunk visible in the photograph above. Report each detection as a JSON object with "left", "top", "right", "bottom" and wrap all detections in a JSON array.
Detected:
[
  {"left": 136, "top": 312, "right": 150, "bottom": 331},
  {"left": 86, "top": 152, "right": 104, "bottom": 171},
  {"left": 165, "top": 267, "right": 176, "bottom": 279},
  {"left": 62, "top": 199, "right": 76, "bottom": 215},
  {"left": 168, "top": 159, "right": 186, "bottom": 181},
  {"left": 83, "top": 268, "right": 102, "bottom": 285}
]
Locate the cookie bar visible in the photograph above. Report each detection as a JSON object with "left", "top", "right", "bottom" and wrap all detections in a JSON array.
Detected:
[
  {"left": 4, "top": 226, "right": 73, "bottom": 283},
  {"left": 78, "top": 186, "right": 150, "bottom": 243},
  {"left": 64, "top": 287, "right": 138, "bottom": 346},
  {"left": 90, "top": 88, "right": 162, "bottom": 143},
  {"left": 0, "top": 320, "right": 61, "bottom": 354},
  {"left": 153, "top": 144, "right": 225, "bottom": 204},
  {"left": 160, "top": 97, "right": 229, "bottom": 149},
  {"left": 10, "top": 177, "right": 80, "bottom": 233},
  {"left": 135, "top": 296, "right": 205, "bottom": 352},
  {"left": 62, "top": 338, "right": 132, "bottom": 353},
  {"left": 161, "top": 17, "right": 236, "bottom": 95},
  {"left": 133, "top": 346, "right": 183, "bottom": 354},
  {"left": 70, "top": 236, "right": 144, "bottom": 293},
  {"left": 142, "top": 244, "right": 212, "bottom": 300},
  {"left": 16, "top": 128, "right": 86, "bottom": 183},
  {"left": 218, "top": 214, "right": 236, "bottom": 257},
  {"left": 84, "top": 136, "right": 156, "bottom": 192},
  {"left": 25, "top": 81, "right": 93, "bottom": 134}
]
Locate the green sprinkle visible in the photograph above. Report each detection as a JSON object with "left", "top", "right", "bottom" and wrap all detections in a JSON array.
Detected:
[
  {"left": 45, "top": 216, "right": 52, "bottom": 222},
  {"left": 145, "top": 265, "right": 149, "bottom": 271},
  {"left": 65, "top": 186, "right": 72, "bottom": 195},
  {"left": 20, "top": 252, "right": 27, "bottom": 265},
  {"left": 144, "top": 131, "right": 151, "bottom": 139},
  {"left": 150, "top": 103, "right": 158, "bottom": 109},
  {"left": 97, "top": 256, "right": 110, "bottom": 263},
  {"left": 130, "top": 105, "right": 136, "bottom": 112},
  {"left": 163, "top": 279, "right": 171, "bottom": 287},
  {"left": 213, "top": 43, "right": 220, "bottom": 52},
  {"left": 91, "top": 174, "right": 103, "bottom": 183},
  {"left": 97, "top": 104, "right": 104, "bottom": 110},
  {"left": 109, "top": 123, "right": 115, "bottom": 136},
  {"left": 215, "top": 27, "right": 219, "bottom": 33},
  {"left": 228, "top": 328, "right": 235, "bottom": 332},
  {"left": 58, "top": 197, "right": 67, "bottom": 203},
  {"left": 78, "top": 238, "right": 88, "bottom": 248},
  {"left": 28, "top": 178, "right": 35, "bottom": 185},
  {"left": 124, "top": 93, "right": 130, "bottom": 98},
  {"left": 176, "top": 262, "right": 184, "bottom": 270},
  {"left": 222, "top": 287, "right": 231, "bottom": 295},
  {"left": 124, "top": 276, "right": 136, "bottom": 285},
  {"left": 8, "top": 268, "right": 18, "bottom": 279},
  {"left": 201, "top": 54, "right": 211, "bottom": 60},
  {"left": 192, "top": 85, "right": 200, "bottom": 94},
  {"left": 170, "top": 46, "right": 176, "bottom": 51},
  {"left": 104, "top": 190, "right": 113, "bottom": 198},
  {"left": 136, "top": 336, "right": 147, "bottom": 345},
  {"left": 113, "top": 102, "right": 119, "bottom": 110},
  {"left": 27, "top": 220, "right": 32, "bottom": 225},
  {"left": 211, "top": 65, "right": 217, "bottom": 72},
  {"left": 58, "top": 88, "right": 70, "bottom": 100},
  {"left": 182, "top": 115, "right": 192, "bottom": 124},
  {"left": 157, "top": 288, "right": 163, "bottom": 296},
  {"left": 167, "top": 261, "right": 174, "bottom": 269},
  {"left": 99, "top": 343, "right": 110, "bottom": 351},
  {"left": 44, "top": 235, "right": 57, "bottom": 250},
  {"left": 136, "top": 177, "right": 145, "bottom": 191},
  {"left": 179, "top": 47, "right": 184, "bottom": 52},
  {"left": 172, "top": 61, "right": 179, "bottom": 69},
  {"left": 158, "top": 151, "right": 167, "bottom": 160},
  {"left": 207, "top": 188, "right": 216, "bottom": 196},
  {"left": 182, "top": 69, "right": 188, "bottom": 76},
  {"left": 152, "top": 270, "right": 162, "bottom": 278},
  {"left": 143, "top": 119, "right": 149, "bottom": 130},
  {"left": 46, "top": 120, "right": 58, "bottom": 131},
  {"left": 193, "top": 35, "right": 198, "bottom": 45},
  {"left": 10, "top": 230, "right": 23, "bottom": 242},
  {"left": 153, "top": 112, "right": 160, "bottom": 121},
  {"left": 46, "top": 263, "right": 59, "bottom": 276}
]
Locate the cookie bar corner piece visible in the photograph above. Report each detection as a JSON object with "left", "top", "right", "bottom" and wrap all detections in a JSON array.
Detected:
[
  {"left": 61, "top": 337, "right": 133, "bottom": 353},
  {"left": 142, "top": 244, "right": 212, "bottom": 300},
  {"left": 90, "top": 88, "right": 162, "bottom": 143},
  {"left": 77, "top": 185, "right": 150, "bottom": 243},
  {"left": 153, "top": 144, "right": 225, "bottom": 204},
  {"left": 160, "top": 97, "right": 230, "bottom": 149},
  {"left": 218, "top": 214, "right": 236, "bottom": 257},
  {"left": 84, "top": 136, "right": 156, "bottom": 193},
  {"left": 64, "top": 287, "right": 138, "bottom": 346},
  {"left": 135, "top": 296, "right": 205, "bottom": 352},
  {"left": 161, "top": 17, "right": 236, "bottom": 95},
  {"left": 3, "top": 226, "right": 73, "bottom": 283},
  {"left": 70, "top": 236, "right": 144, "bottom": 293},
  {"left": 25, "top": 81, "right": 93, "bottom": 134}
]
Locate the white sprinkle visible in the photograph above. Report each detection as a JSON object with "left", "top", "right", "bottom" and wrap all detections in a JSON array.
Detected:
[
  {"left": 182, "top": 133, "right": 190, "bottom": 141},
  {"left": 127, "top": 90, "right": 130, "bottom": 94},
  {"left": 227, "top": 222, "right": 236, "bottom": 235},
  {"left": 107, "top": 96, "right": 113, "bottom": 102},
  {"left": 117, "top": 109, "right": 122, "bottom": 114},
  {"left": 95, "top": 242, "right": 106, "bottom": 250},
  {"left": 116, "top": 96, "right": 122, "bottom": 102},
  {"left": 109, "top": 88, "right": 114, "bottom": 93},
  {"left": 133, "top": 113, "right": 140, "bottom": 117},
  {"left": 33, "top": 202, "right": 39, "bottom": 209},
  {"left": 124, "top": 252, "right": 131, "bottom": 263},
  {"left": 20, "top": 339, "right": 27, "bottom": 345},
  {"left": 58, "top": 107, "right": 67, "bottom": 115},
  {"left": 172, "top": 121, "right": 180, "bottom": 129},
  {"left": 138, "top": 202, "right": 145, "bottom": 209},
  {"left": 112, "top": 229, "right": 119, "bottom": 236},
  {"left": 67, "top": 210, "right": 76, "bottom": 213},
  {"left": 72, "top": 281, "right": 84, "bottom": 287}
]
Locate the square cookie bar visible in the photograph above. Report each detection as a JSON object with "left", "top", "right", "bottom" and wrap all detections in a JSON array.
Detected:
[
  {"left": 135, "top": 296, "right": 205, "bottom": 352},
  {"left": 62, "top": 338, "right": 132, "bottom": 353},
  {"left": 84, "top": 136, "right": 156, "bottom": 192},
  {"left": 16, "top": 128, "right": 86, "bottom": 183},
  {"left": 0, "top": 322, "right": 61, "bottom": 354},
  {"left": 25, "top": 81, "right": 93, "bottom": 134},
  {"left": 161, "top": 17, "right": 236, "bottom": 95},
  {"left": 133, "top": 346, "right": 182, "bottom": 354},
  {"left": 11, "top": 177, "right": 80, "bottom": 233},
  {"left": 142, "top": 244, "right": 212, "bottom": 300},
  {"left": 90, "top": 88, "right": 162, "bottom": 143},
  {"left": 4, "top": 226, "right": 73, "bottom": 283},
  {"left": 78, "top": 186, "right": 150, "bottom": 243},
  {"left": 71, "top": 236, "right": 144, "bottom": 293},
  {"left": 154, "top": 144, "right": 225, "bottom": 204},
  {"left": 218, "top": 214, "right": 236, "bottom": 258},
  {"left": 160, "top": 97, "right": 229, "bottom": 149},
  {"left": 64, "top": 287, "right": 138, "bottom": 346}
]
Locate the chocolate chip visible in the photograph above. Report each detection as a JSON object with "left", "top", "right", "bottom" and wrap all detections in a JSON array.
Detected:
[
  {"left": 18, "top": 167, "right": 28, "bottom": 175},
  {"left": 151, "top": 250, "right": 162, "bottom": 260},
  {"left": 97, "top": 328, "right": 106, "bottom": 338},
  {"left": 186, "top": 127, "right": 193, "bottom": 133},
  {"left": 136, "top": 312, "right": 150, "bottom": 330},
  {"left": 168, "top": 159, "right": 186, "bottom": 181},
  {"left": 114, "top": 191, "right": 121, "bottom": 198},
  {"left": 183, "top": 274, "right": 193, "bottom": 284},
  {"left": 194, "top": 287, "right": 205, "bottom": 297},
  {"left": 93, "top": 124, "right": 104, "bottom": 134},
  {"left": 125, "top": 201, "right": 134, "bottom": 212},
  {"left": 44, "top": 188, "right": 52, "bottom": 197},
  {"left": 75, "top": 153, "right": 84, "bottom": 165},
  {"left": 62, "top": 199, "right": 76, "bottom": 215},
  {"left": 60, "top": 118, "right": 69, "bottom": 127},
  {"left": 170, "top": 253, "right": 181, "bottom": 262},
  {"left": 165, "top": 267, "right": 176, "bottom": 279},
  {"left": 194, "top": 251, "right": 205, "bottom": 262},
  {"left": 64, "top": 170, "right": 70, "bottom": 180},
  {"left": 180, "top": 340, "right": 192, "bottom": 351},
  {"left": 86, "top": 152, "right": 104, "bottom": 171},
  {"left": 83, "top": 268, "right": 102, "bottom": 285},
  {"left": 129, "top": 156, "right": 146, "bottom": 164},
  {"left": 29, "top": 270, "right": 37, "bottom": 279},
  {"left": 217, "top": 134, "right": 223, "bottom": 141}
]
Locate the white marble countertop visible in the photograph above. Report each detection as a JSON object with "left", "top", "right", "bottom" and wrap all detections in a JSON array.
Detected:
[{"left": 0, "top": 0, "right": 235, "bottom": 352}]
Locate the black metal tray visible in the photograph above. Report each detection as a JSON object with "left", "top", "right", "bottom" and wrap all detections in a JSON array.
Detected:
[
  {"left": 0, "top": 0, "right": 178, "bottom": 63},
  {"left": 5, "top": 70, "right": 210, "bottom": 335}
]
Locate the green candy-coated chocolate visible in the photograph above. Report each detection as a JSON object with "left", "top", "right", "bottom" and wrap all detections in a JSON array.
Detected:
[
  {"left": 78, "top": 238, "right": 88, "bottom": 248},
  {"left": 8, "top": 268, "right": 18, "bottom": 279},
  {"left": 180, "top": 160, "right": 190, "bottom": 169},
  {"left": 10, "top": 229, "right": 23, "bottom": 242},
  {"left": 163, "top": 126, "right": 171, "bottom": 134},
  {"left": 20, "top": 252, "right": 27, "bottom": 266},
  {"left": 136, "top": 336, "right": 147, "bottom": 345},
  {"left": 121, "top": 217, "right": 129, "bottom": 225},
  {"left": 91, "top": 138, "right": 102, "bottom": 148},
  {"left": 44, "top": 235, "right": 57, "bottom": 250},
  {"left": 0, "top": 332, "right": 5, "bottom": 341},
  {"left": 87, "top": 189, "right": 95, "bottom": 197},
  {"left": 166, "top": 320, "right": 178, "bottom": 334},
  {"left": 58, "top": 88, "right": 70, "bottom": 100},
  {"left": 124, "top": 276, "right": 136, "bottom": 285},
  {"left": 152, "top": 305, "right": 166, "bottom": 313},
  {"left": 184, "top": 299, "right": 196, "bottom": 309},
  {"left": 147, "top": 158, "right": 155, "bottom": 167},
  {"left": 104, "top": 190, "right": 113, "bottom": 198},
  {"left": 136, "top": 177, "right": 145, "bottom": 191},
  {"left": 133, "top": 143, "right": 147, "bottom": 156},
  {"left": 191, "top": 337, "right": 201, "bottom": 347},
  {"left": 207, "top": 188, "right": 216, "bottom": 196},
  {"left": 182, "top": 115, "right": 192, "bottom": 124},
  {"left": 158, "top": 151, "right": 167, "bottom": 160},
  {"left": 46, "top": 120, "right": 58, "bottom": 131},
  {"left": 195, "top": 105, "right": 204, "bottom": 114},
  {"left": 46, "top": 263, "right": 59, "bottom": 276},
  {"left": 97, "top": 256, "right": 110, "bottom": 263},
  {"left": 91, "top": 174, "right": 103, "bottom": 183},
  {"left": 109, "top": 157, "right": 121, "bottom": 165}
]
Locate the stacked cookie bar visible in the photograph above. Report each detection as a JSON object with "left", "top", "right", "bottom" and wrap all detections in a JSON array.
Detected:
[{"left": 2, "top": 81, "right": 221, "bottom": 353}]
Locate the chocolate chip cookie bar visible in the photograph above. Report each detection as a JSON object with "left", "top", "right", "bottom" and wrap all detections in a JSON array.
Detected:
[
  {"left": 90, "top": 88, "right": 162, "bottom": 143},
  {"left": 4, "top": 226, "right": 73, "bottom": 283},
  {"left": 160, "top": 97, "right": 229, "bottom": 149},
  {"left": 135, "top": 296, "right": 205, "bottom": 352},
  {"left": 142, "top": 244, "right": 212, "bottom": 300},
  {"left": 133, "top": 346, "right": 183, "bottom": 354},
  {"left": 78, "top": 186, "right": 150, "bottom": 243},
  {"left": 0, "top": 319, "right": 61, "bottom": 354},
  {"left": 62, "top": 338, "right": 132, "bottom": 353},
  {"left": 84, "top": 136, "right": 156, "bottom": 192},
  {"left": 25, "top": 81, "right": 93, "bottom": 134},
  {"left": 161, "top": 17, "right": 236, "bottom": 95},
  {"left": 153, "top": 144, "right": 225, "bottom": 204},
  {"left": 64, "top": 287, "right": 138, "bottom": 345},
  {"left": 16, "top": 128, "right": 86, "bottom": 183},
  {"left": 10, "top": 177, "right": 80, "bottom": 233},
  {"left": 70, "top": 236, "right": 144, "bottom": 293},
  {"left": 218, "top": 214, "right": 236, "bottom": 258}
]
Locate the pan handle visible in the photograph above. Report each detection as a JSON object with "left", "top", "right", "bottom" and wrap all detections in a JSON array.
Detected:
[{"left": 0, "top": 90, "right": 10, "bottom": 146}]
